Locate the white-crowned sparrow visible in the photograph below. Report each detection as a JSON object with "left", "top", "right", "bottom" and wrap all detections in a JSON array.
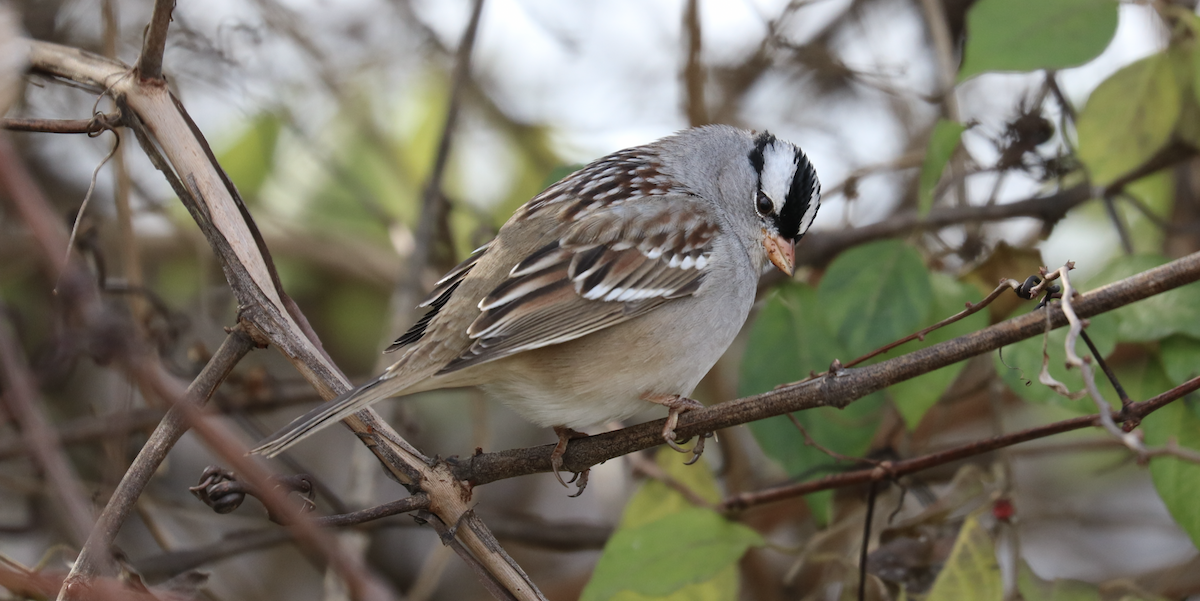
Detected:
[{"left": 253, "top": 125, "right": 820, "bottom": 486}]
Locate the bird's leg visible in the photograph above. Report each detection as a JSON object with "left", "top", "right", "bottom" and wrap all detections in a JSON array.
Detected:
[
  {"left": 551, "top": 426, "right": 590, "bottom": 493},
  {"left": 643, "top": 394, "right": 706, "bottom": 461}
]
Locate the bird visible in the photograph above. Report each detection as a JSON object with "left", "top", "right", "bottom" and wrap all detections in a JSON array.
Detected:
[{"left": 252, "top": 125, "right": 821, "bottom": 490}]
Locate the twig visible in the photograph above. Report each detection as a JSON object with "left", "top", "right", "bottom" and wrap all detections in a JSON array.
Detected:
[
  {"left": 59, "top": 129, "right": 120, "bottom": 291},
  {"left": 794, "top": 185, "right": 1090, "bottom": 269},
  {"left": 786, "top": 413, "right": 876, "bottom": 467},
  {"left": 1079, "top": 329, "right": 1130, "bottom": 409},
  {"left": 64, "top": 327, "right": 255, "bottom": 583},
  {"left": 135, "top": 0, "right": 174, "bottom": 80},
  {"left": 22, "top": 37, "right": 545, "bottom": 601},
  {"left": 1102, "top": 195, "right": 1134, "bottom": 255},
  {"left": 450, "top": 250, "right": 1200, "bottom": 486},
  {"left": 417, "top": 511, "right": 519, "bottom": 601},
  {"left": 682, "top": 0, "right": 706, "bottom": 126},
  {"left": 841, "top": 278, "right": 1024, "bottom": 369},
  {"left": 628, "top": 454, "right": 714, "bottom": 508},
  {"left": 719, "top": 374, "right": 1200, "bottom": 511},
  {"left": 0, "top": 305, "right": 95, "bottom": 547},
  {"left": 1055, "top": 267, "right": 1200, "bottom": 465},
  {"left": 1, "top": 115, "right": 119, "bottom": 133}
]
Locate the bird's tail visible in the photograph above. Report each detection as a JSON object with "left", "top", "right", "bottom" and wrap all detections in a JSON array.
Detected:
[{"left": 250, "top": 376, "right": 399, "bottom": 457}]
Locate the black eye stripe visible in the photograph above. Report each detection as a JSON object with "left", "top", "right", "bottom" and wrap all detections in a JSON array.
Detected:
[{"left": 748, "top": 131, "right": 776, "bottom": 177}]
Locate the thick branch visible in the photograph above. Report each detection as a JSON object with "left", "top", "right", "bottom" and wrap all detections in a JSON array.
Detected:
[
  {"left": 450, "top": 250, "right": 1200, "bottom": 485},
  {"left": 720, "top": 374, "right": 1200, "bottom": 510},
  {"left": 20, "top": 37, "right": 544, "bottom": 601}
]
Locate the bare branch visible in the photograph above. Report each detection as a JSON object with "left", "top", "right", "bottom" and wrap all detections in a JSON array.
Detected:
[
  {"left": 450, "top": 250, "right": 1200, "bottom": 485},
  {"left": 66, "top": 327, "right": 255, "bottom": 582},
  {"left": 720, "top": 374, "right": 1200, "bottom": 511},
  {"left": 0, "top": 301, "right": 95, "bottom": 547},
  {"left": 135, "top": 0, "right": 174, "bottom": 80}
]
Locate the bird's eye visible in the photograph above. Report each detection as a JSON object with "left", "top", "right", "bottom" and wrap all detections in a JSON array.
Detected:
[{"left": 755, "top": 191, "right": 775, "bottom": 216}]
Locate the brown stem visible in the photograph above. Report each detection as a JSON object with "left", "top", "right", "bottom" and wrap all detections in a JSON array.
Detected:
[
  {"left": 719, "top": 374, "right": 1200, "bottom": 511},
  {"left": 450, "top": 250, "right": 1200, "bottom": 485},
  {"left": 682, "top": 0, "right": 706, "bottom": 126},
  {"left": 64, "top": 327, "right": 255, "bottom": 583},
  {"left": 135, "top": 0, "right": 174, "bottom": 80},
  {"left": 795, "top": 184, "right": 1090, "bottom": 269},
  {"left": 1, "top": 117, "right": 109, "bottom": 134},
  {"left": 0, "top": 307, "right": 95, "bottom": 547}
]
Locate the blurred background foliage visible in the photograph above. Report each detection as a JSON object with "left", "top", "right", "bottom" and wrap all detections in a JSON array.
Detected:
[{"left": 4, "top": 0, "right": 1200, "bottom": 599}]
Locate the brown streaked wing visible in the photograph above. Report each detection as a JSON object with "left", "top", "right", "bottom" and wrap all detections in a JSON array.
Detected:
[{"left": 437, "top": 196, "right": 720, "bottom": 373}]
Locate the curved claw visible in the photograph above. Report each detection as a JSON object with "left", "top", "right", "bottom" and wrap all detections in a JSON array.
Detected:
[
  {"left": 551, "top": 426, "right": 591, "bottom": 494},
  {"left": 684, "top": 432, "right": 713, "bottom": 465},
  {"left": 568, "top": 468, "right": 590, "bottom": 497}
]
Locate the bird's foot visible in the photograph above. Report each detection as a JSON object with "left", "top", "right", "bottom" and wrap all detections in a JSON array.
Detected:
[
  {"left": 643, "top": 394, "right": 709, "bottom": 463},
  {"left": 551, "top": 426, "right": 590, "bottom": 496}
]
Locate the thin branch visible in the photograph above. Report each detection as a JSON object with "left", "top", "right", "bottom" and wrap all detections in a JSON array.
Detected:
[
  {"left": 795, "top": 184, "right": 1090, "bottom": 269},
  {"left": 135, "top": 0, "right": 174, "bottom": 80},
  {"left": 21, "top": 37, "right": 544, "bottom": 601},
  {"left": 1, "top": 115, "right": 119, "bottom": 133},
  {"left": 720, "top": 374, "right": 1200, "bottom": 511},
  {"left": 450, "top": 250, "right": 1200, "bottom": 486},
  {"left": 841, "top": 278, "right": 1024, "bottom": 369},
  {"left": 0, "top": 304, "right": 95, "bottom": 547},
  {"left": 682, "top": 0, "right": 707, "bottom": 126},
  {"left": 65, "top": 327, "right": 255, "bottom": 582}
]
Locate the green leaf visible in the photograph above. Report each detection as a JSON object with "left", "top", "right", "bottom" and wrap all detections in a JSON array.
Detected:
[
  {"left": 582, "top": 508, "right": 763, "bottom": 601},
  {"left": 218, "top": 112, "right": 282, "bottom": 202},
  {"left": 1017, "top": 563, "right": 1101, "bottom": 601},
  {"left": 1086, "top": 254, "right": 1200, "bottom": 342},
  {"left": 994, "top": 303, "right": 1117, "bottom": 412},
  {"left": 927, "top": 513, "right": 1003, "bottom": 601},
  {"left": 1159, "top": 335, "right": 1200, "bottom": 385},
  {"left": 918, "top": 120, "right": 966, "bottom": 216},
  {"left": 606, "top": 566, "right": 737, "bottom": 601},
  {"left": 888, "top": 273, "right": 989, "bottom": 428},
  {"left": 1076, "top": 52, "right": 1182, "bottom": 187},
  {"left": 620, "top": 449, "right": 722, "bottom": 530},
  {"left": 1143, "top": 397, "right": 1200, "bottom": 550},
  {"left": 959, "top": 0, "right": 1118, "bottom": 81},
  {"left": 583, "top": 450, "right": 752, "bottom": 601},
  {"left": 739, "top": 284, "right": 885, "bottom": 523},
  {"left": 818, "top": 240, "right": 933, "bottom": 357}
]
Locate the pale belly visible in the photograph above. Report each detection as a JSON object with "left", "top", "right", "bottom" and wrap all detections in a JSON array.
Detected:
[{"left": 476, "top": 292, "right": 753, "bottom": 429}]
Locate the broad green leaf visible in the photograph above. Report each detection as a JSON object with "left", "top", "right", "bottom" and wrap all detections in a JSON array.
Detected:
[
  {"left": 994, "top": 303, "right": 1117, "bottom": 412},
  {"left": 583, "top": 450, "right": 750, "bottom": 601},
  {"left": 606, "top": 565, "right": 737, "bottom": 601},
  {"left": 218, "top": 112, "right": 282, "bottom": 203},
  {"left": 1159, "top": 335, "right": 1200, "bottom": 385},
  {"left": 1087, "top": 254, "right": 1200, "bottom": 342},
  {"left": 918, "top": 120, "right": 966, "bottom": 216},
  {"left": 959, "top": 0, "right": 1118, "bottom": 81},
  {"left": 1017, "top": 563, "right": 1100, "bottom": 601},
  {"left": 1076, "top": 52, "right": 1181, "bottom": 187},
  {"left": 818, "top": 241, "right": 933, "bottom": 357},
  {"left": 739, "top": 284, "right": 885, "bottom": 524},
  {"left": 621, "top": 448, "right": 722, "bottom": 529},
  {"left": 1111, "top": 354, "right": 1174, "bottom": 406},
  {"left": 1143, "top": 398, "right": 1200, "bottom": 550},
  {"left": 582, "top": 508, "right": 763, "bottom": 601},
  {"left": 888, "top": 273, "right": 989, "bottom": 428},
  {"left": 927, "top": 514, "right": 1002, "bottom": 601}
]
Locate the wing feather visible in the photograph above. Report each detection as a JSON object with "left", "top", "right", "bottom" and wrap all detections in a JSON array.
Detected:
[{"left": 438, "top": 196, "right": 721, "bottom": 373}]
